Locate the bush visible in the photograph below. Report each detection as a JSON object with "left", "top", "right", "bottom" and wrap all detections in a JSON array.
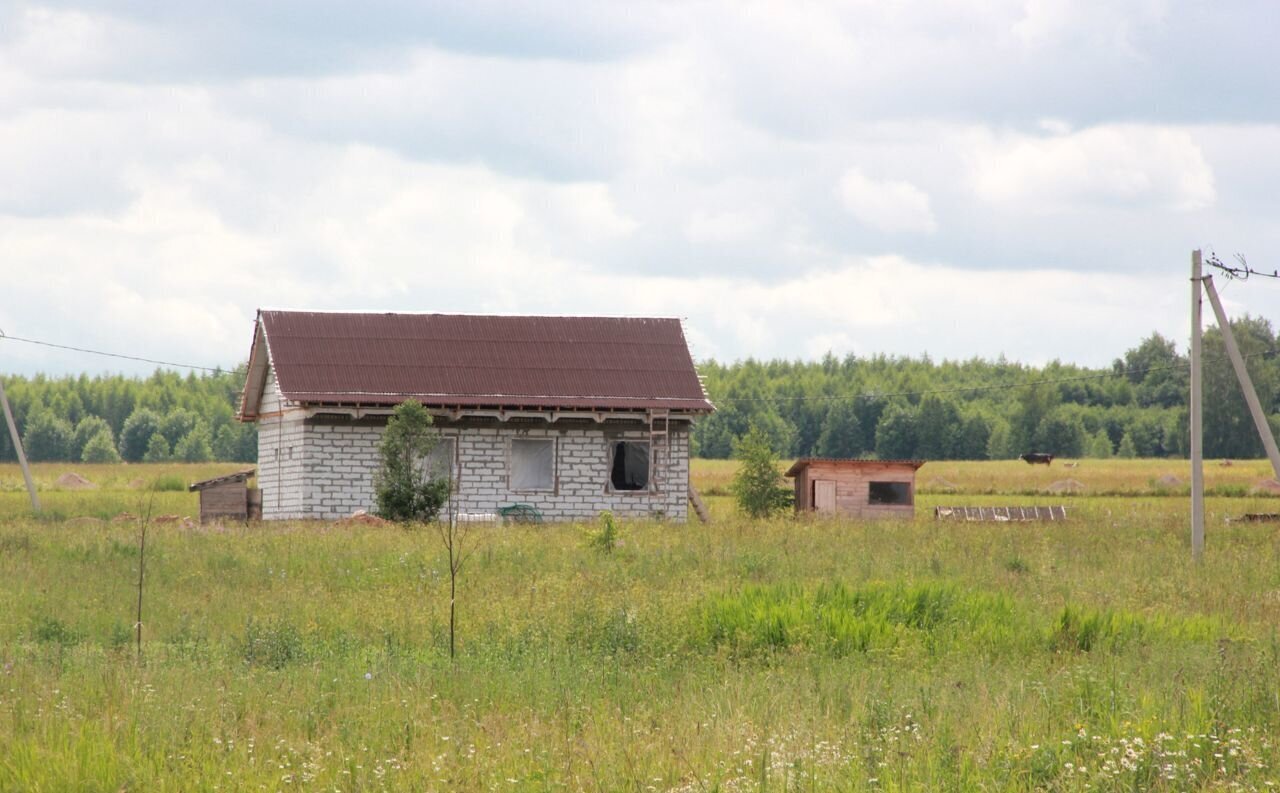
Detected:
[
  {"left": 143, "top": 432, "right": 170, "bottom": 463},
  {"left": 589, "top": 511, "right": 620, "bottom": 553},
  {"left": 120, "top": 409, "right": 162, "bottom": 462},
  {"left": 72, "top": 416, "right": 112, "bottom": 460},
  {"left": 23, "top": 411, "right": 74, "bottom": 462},
  {"left": 151, "top": 474, "right": 186, "bottom": 492},
  {"left": 731, "top": 425, "right": 791, "bottom": 519},
  {"left": 81, "top": 427, "right": 122, "bottom": 463},
  {"left": 174, "top": 422, "right": 213, "bottom": 462}
]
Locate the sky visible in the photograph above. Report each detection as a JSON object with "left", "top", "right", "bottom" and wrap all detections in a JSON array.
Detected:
[{"left": 3, "top": 0, "right": 1280, "bottom": 377}]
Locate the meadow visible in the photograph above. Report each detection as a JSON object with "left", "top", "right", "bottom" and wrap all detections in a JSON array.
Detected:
[{"left": 2, "top": 460, "right": 1280, "bottom": 791}]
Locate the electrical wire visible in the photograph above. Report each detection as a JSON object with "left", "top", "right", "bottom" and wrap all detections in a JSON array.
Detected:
[{"left": 0, "top": 331, "right": 227, "bottom": 373}]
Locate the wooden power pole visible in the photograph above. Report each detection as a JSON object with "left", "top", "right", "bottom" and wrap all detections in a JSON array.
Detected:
[{"left": 0, "top": 377, "right": 40, "bottom": 513}]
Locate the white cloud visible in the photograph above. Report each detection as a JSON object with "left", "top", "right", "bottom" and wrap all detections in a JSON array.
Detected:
[
  {"left": 837, "top": 169, "right": 938, "bottom": 234},
  {"left": 971, "top": 125, "right": 1216, "bottom": 212}
]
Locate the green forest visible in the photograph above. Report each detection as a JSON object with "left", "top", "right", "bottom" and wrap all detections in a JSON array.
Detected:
[{"left": 1, "top": 319, "right": 1277, "bottom": 463}]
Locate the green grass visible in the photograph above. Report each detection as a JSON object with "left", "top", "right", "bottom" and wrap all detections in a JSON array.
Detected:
[{"left": 1, "top": 462, "right": 1280, "bottom": 789}]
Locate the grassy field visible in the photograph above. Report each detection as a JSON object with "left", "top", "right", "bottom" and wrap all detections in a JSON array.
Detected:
[{"left": 2, "top": 460, "right": 1280, "bottom": 790}]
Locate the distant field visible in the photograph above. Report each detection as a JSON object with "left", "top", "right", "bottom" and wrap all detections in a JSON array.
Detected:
[{"left": 1, "top": 458, "right": 1279, "bottom": 789}]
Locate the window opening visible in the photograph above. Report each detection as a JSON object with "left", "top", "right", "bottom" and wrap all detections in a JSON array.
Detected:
[
  {"left": 510, "top": 438, "right": 554, "bottom": 491},
  {"left": 610, "top": 441, "right": 650, "bottom": 491},
  {"left": 422, "top": 438, "right": 457, "bottom": 485},
  {"left": 868, "top": 481, "right": 911, "bottom": 505}
]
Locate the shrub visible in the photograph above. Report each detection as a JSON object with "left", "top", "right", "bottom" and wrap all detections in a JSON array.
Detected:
[
  {"left": 22, "top": 411, "right": 74, "bottom": 462},
  {"left": 241, "top": 618, "right": 307, "bottom": 669},
  {"left": 142, "top": 432, "right": 170, "bottom": 463},
  {"left": 151, "top": 474, "right": 186, "bottom": 492},
  {"left": 589, "top": 511, "right": 620, "bottom": 553},
  {"left": 174, "top": 422, "right": 213, "bottom": 462},
  {"left": 72, "top": 415, "right": 112, "bottom": 460},
  {"left": 32, "top": 616, "right": 82, "bottom": 647},
  {"left": 81, "top": 427, "right": 122, "bottom": 463},
  {"left": 120, "top": 408, "right": 162, "bottom": 462}
]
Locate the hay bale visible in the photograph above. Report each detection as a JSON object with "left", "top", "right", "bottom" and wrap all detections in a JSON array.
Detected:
[
  {"left": 1045, "top": 479, "right": 1086, "bottom": 494},
  {"left": 55, "top": 472, "right": 97, "bottom": 490}
]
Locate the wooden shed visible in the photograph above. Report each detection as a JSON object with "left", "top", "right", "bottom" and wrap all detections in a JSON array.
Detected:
[
  {"left": 189, "top": 469, "right": 260, "bottom": 523},
  {"left": 786, "top": 459, "right": 925, "bottom": 520}
]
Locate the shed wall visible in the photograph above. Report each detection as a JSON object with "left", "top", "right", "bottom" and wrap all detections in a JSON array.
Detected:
[
  {"left": 199, "top": 481, "right": 248, "bottom": 521},
  {"left": 796, "top": 462, "right": 918, "bottom": 520}
]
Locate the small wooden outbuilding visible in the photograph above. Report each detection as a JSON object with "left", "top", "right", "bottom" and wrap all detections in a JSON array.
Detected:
[
  {"left": 786, "top": 458, "right": 925, "bottom": 520},
  {"left": 189, "top": 469, "right": 260, "bottom": 523}
]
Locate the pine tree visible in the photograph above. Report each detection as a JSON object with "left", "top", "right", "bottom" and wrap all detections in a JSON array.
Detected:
[
  {"left": 374, "top": 401, "right": 450, "bottom": 523},
  {"left": 731, "top": 425, "right": 790, "bottom": 519}
]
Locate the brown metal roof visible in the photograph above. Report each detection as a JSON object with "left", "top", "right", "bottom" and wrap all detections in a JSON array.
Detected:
[
  {"left": 785, "top": 458, "right": 926, "bottom": 477},
  {"left": 241, "top": 311, "right": 714, "bottom": 417}
]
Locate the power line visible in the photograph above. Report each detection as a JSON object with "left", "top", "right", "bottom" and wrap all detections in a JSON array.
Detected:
[
  {"left": 0, "top": 331, "right": 227, "bottom": 373},
  {"left": 1205, "top": 251, "right": 1280, "bottom": 281}
]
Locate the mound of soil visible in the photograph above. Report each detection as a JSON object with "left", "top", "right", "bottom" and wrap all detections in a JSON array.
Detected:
[
  {"left": 65, "top": 516, "right": 105, "bottom": 528},
  {"left": 1251, "top": 479, "right": 1280, "bottom": 494},
  {"left": 112, "top": 512, "right": 137, "bottom": 522},
  {"left": 337, "top": 510, "right": 391, "bottom": 527},
  {"left": 127, "top": 478, "right": 147, "bottom": 489},
  {"left": 55, "top": 472, "right": 97, "bottom": 490},
  {"left": 1155, "top": 475, "right": 1184, "bottom": 488},
  {"left": 925, "top": 477, "right": 958, "bottom": 491},
  {"left": 1045, "top": 479, "right": 1086, "bottom": 494},
  {"left": 152, "top": 515, "right": 182, "bottom": 524}
]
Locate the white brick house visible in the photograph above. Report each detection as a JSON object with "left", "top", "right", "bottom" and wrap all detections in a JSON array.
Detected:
[{"left": 239, "top": 311, "right": 713, "bottom": 522}]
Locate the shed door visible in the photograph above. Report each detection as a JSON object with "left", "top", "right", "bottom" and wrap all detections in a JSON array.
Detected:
[{"left": 813, "top": 480, "right": 837, "bottom": 513}]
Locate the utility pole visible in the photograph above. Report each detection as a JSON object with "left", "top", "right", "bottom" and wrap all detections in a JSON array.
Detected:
[
  {"left": 0, "top": 377, "right": 40, "bottom": 513},
  {"left": 1187, "top": 251, "right": 1198, "bottom": 557}
]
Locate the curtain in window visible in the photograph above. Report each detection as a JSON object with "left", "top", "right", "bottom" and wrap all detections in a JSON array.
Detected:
[
  {"left": 511, "top": 439, "right": 554, "bottom": 490},
  {"left": 421, "top": 438, "right": 455, "bottom": 481},
  {"left": 611, "top": 442, "right": 650, "bottom": 490}
]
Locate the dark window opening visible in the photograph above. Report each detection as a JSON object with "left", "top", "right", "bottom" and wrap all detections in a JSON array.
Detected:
[
  {"left": 868, "top": 481, "right": 911, "bottom": 505},
  {"left": 610, "top": 441, "right": 650, "bottom": 491}
]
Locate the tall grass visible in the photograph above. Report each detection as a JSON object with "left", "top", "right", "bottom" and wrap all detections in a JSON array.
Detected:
[{"left": 1, "top": 462, "right": 1279, "bottom": 790}]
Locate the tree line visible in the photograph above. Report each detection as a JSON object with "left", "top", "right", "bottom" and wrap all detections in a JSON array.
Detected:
[
  {"left": 693, "top": 318, "right": 1280, "bottom": 461},
  {"left": 0, "top": 367, "right": 256, "bottom": 464},
  {"left": 1, "top": 317, "right": 1276, "bottom": 464}
]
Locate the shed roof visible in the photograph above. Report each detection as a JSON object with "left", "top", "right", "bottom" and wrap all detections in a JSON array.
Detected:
[
  {"left": 785, "top": 458, "right": 926, "bottom": 477},
  {"left": 239, "top": 310, "right": 714, "bottom": 418},
  {"left": 189, "top": 469, "right": 256, "bottom": 491}
]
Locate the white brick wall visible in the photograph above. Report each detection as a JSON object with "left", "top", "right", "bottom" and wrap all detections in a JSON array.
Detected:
[
  {"left": 257, "top": 405, "right": 692, "bottom": 522},
  {"left": 256, "top": 368, "right": 308, "bottom": 519}
]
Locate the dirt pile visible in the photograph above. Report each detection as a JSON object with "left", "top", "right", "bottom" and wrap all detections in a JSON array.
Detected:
[
  {"left": 55, "top": 472, "right": 97, "bottom": 490},
  {"left": 1155, "top": 475, "right": 1184, "bottom": 488},
  {"left": 337, "top": 510, "right": 391, "bottom": 527}
]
